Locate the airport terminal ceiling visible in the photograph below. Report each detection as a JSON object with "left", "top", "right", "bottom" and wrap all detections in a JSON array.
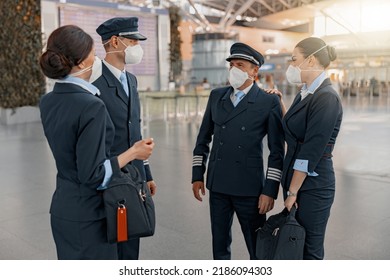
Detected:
[
  {"left": 59, "top": 0, "right": 390, "bottom": 77},
  {"left": 110, "top": 0, "right": 332, "bottom": 32},
  {"left": 105, "top": 0, "right": 390, "bottom": 84},
  {"left": 106, "top": 0, "right": 390, "bottom": 38},
  {"left": 107, "top": 0, "right": 390, "bottom": 53}
]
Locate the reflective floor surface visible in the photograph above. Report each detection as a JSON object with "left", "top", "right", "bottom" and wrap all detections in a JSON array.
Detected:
[{"left": 0, "top": 93, "right": 389, "bottom": 260}]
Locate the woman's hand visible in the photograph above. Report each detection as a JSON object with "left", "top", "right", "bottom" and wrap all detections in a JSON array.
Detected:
[
  {"left": 117, "top": 138, "right": 155, "bottom": 168},
  {"left": 284, "top": 195, "right": 298, "bottom": 212},
  {"left": 264, "top": 88, "right": 283, "bottom": 100},
  {"left": 132, "top": 138, "right": 154, "bottom": 160},
  {"left": 264, "top": 88, "right": 287, "bottom": 116}
]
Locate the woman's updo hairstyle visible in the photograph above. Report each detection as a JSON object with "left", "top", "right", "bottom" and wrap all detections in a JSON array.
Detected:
[
  {"left": 40, "top": 25, "right": 93, "bottom": 79},
  {"left": 295, "top": 37, "right": 337, "bottom": 68}
]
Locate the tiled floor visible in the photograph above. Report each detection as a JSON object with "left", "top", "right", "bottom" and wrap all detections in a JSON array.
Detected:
[{"left": 0, "top": 93, "right": 389, "bottom": 260}]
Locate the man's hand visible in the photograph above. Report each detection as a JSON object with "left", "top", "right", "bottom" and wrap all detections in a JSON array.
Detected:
[
  {"left": 258, "top": 194, "right": 275, "bottom": 214},
  {"left": 192, "top": 181, "right": 206, "bottom": 202},
  {"left": 147, "top": 180, "right": 157, "bottom": 196}
]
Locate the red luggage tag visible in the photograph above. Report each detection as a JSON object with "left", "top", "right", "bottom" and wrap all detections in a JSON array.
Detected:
[{"left": 117, "top": 203, "right": 128, "bottom": 242}]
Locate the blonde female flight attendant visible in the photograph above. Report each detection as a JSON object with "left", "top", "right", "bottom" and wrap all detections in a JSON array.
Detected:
[
  {"left": 267, "top": 37, "right": 342, "bottom": 259},
  {"left": 39, "top": 25, "right": 154, "bottom": 259}
]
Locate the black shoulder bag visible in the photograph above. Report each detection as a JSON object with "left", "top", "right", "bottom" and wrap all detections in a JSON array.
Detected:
[
  {"left": 256, "top": 206, "right": 305, "bottom": 259},
  {"left": 103, "top": 164, "right": 155, "bottom": 243}
]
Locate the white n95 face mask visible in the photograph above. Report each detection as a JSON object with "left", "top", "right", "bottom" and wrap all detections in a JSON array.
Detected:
[
  {"left": 285, "top": 65, "right": 302, "bottom": 84},
  {"left": 228, "top": 66, "right": 250, "bottom": 89},
  {"left": 124, "top": 44, "right": 144, "bottom": 65},
  {"left": 70, "top": 56, "right": 102, "bottom": 82},
  {"left": 89, "top": 56, "right": 102, "bottom": 83},
  {"left": 106, "top": 39, "right": 144, "bottom": 65},
  {"left": 286, "top": 45, "right": 328, "bottom": 85}
]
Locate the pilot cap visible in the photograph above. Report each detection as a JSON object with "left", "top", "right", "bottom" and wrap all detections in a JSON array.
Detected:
[
  {"left": 226, "top": 42, "right": 264, "bottom": 66},
  {"left": 96, "top": 17, "right": 147, "bottom": 41}
]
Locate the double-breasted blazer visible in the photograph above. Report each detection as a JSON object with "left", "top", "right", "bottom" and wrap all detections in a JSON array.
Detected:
[
  {"left": 40, "top": 83, "right": 115, "bottom": 222},
  {"left": 93, "top": 63, "right": 152, "bottom": 181},
  {"left": 192, "top": 83, "right": 284, "bottom": 198},
  {"left": 282, "top": 78, "right": 343, "bottom": 191}
]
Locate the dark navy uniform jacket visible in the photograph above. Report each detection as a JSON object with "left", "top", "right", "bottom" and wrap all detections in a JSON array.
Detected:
[
  {"left": 282, "top": 78, "right": 343, "bottom": 191},
  {"left": 192, "top": 83, "right": 284, "bottom": 198},
  {"left": 93, "top": 63, "right": 152, "bottom": 182},
  {"left": 40, "top": 83, "right": 115, "bottom": 222}
]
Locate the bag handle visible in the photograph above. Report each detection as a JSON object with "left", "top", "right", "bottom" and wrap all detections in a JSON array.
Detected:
[
  {"left": 289, "top": 205, "right": 297, "bottom": 217},
  {"left": 284, "top": 205, "right": 299, "bottom": 225},
  {"left": 281, "top": 205, "right": 298, "bottom": 218}
]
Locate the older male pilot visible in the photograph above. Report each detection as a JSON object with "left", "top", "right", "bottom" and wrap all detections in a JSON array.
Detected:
[{"left": 192, "top": 42, "right": 284, "bottom": 260}]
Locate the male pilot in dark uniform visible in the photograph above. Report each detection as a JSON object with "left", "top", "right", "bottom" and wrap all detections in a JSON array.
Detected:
[
  {"left": 94, "top": 17, "right": 157, "bottom": 260},
  {"left": 192, "top": 43, "right": 284, "bottom": 260}
]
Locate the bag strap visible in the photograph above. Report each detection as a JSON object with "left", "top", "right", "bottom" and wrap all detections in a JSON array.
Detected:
[
  {"left": 289, "top": 205, "right": 297, "bottom": 217},
  {"left": 285, "top": 205, "right": 299, "bottom": 224},
  {"left": 281, "top": 205, "right": 298, "bottom": 216},
  {"left": 122, "top": 164, "right": 143, "bottom": 183},
  {"left": 110, "top": 155, "right": 142, "bottom": 179}
]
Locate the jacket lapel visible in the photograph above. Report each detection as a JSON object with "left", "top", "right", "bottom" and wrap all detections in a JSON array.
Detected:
[
  {"left": 284, "top": 78, "right": 333, "bottom": 126},
  {"left": 221, "top": 87, "right": 234, "bottom": 114},
  {"left": 102, "top": 64, "right": 129, "bottom": 106},
  {"left": 284, "top": 93, "right": 312, "bottom": 121},
  {"left": 125, "top": 72, "right": 134, "bottom": 114},
  {"left": 223, "top": 83, "right": 258, "bottom": 123}
]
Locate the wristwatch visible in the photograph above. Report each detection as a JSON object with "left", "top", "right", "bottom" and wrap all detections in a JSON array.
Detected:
[{"left": 287, "top": 191, "right": 297, "bottom": 197}]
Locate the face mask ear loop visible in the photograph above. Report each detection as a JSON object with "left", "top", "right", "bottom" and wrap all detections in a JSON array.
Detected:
[
  {"left": 298, "top": 45, "right": 328, "bottom": 68},
  {"left": 117, "top": 38, "right": 128, "bottom": 48},
  {"left": 71, "top": 64, "right": 92, "bottom": 77},
  {"left": 310, "top": 44, "right": 328, "bottom": 57},
  {"left": 300, "top": 44, "right": 328, "bottom": 67},
  {"left": 104, "top": 37, "right": 127, "bottom": 55},
  {"left": 297, "top": 53, "right": 309, "bottom": 70},
  {"left": 298, "top": 45, "right": 328, "bottom": 71}
]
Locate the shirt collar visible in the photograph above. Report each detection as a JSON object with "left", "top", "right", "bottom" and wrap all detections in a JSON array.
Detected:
[
  {"left": 232, "top": 82, "right": 254, "bottom": 96},
  {"left": 301, "top": 71, "right": 327, "bottom": 95},
  {"left": 55, "top": 75, "right": 100, "bottom": 96},
  {"left": 103, "top": 60, "right": 125, "bottom": 81}
]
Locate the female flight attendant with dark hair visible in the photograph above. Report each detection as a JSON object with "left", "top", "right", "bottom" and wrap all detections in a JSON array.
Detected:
[
  {"left": 39, "top": 25, "right": 154, "bottom": 259},
  {"left": 267, "top": 37, "right": 342, "bottom": 259}
]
